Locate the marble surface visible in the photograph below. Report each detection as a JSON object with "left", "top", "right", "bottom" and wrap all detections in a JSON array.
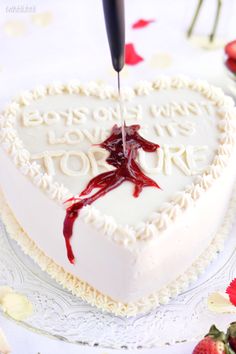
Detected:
[{"left": 0, "top": 0, "right": 236, "bottom": 353}]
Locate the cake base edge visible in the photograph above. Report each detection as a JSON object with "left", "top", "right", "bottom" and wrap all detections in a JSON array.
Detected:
[{"left": 0, "top": 187, "right": 236, "bottom": 317}]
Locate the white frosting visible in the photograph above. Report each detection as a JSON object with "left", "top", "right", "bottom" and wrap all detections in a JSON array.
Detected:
[
  {"left": 1, "top": 182, "right": 236, "bottom": 316},
  {"left": 1, "top": 77, "right": 236, "bottom": 237},
  {"left": 1, "top": 77, "right": 236, "bottom": 313}
]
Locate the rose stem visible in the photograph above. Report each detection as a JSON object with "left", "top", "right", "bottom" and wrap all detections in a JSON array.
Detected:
[
  {"left": 187, "top": 0, "right": 204, "bottom": 38},
  {"left": 209, "top": 0, "right": 222, "bottom": 43}
]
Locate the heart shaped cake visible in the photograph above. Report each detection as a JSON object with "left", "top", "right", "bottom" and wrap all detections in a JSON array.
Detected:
[{"left": 1, "top": 76, "right": 236, "bottom": 316}]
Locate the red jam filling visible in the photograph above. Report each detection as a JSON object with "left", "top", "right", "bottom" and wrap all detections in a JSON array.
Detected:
[{"left": 63, "top": 124, "right": 160, "bottom": 264}]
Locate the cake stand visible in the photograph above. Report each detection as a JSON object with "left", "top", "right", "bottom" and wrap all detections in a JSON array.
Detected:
[{"left": 0, "top": 210, "right": 236, "bottom": 350}]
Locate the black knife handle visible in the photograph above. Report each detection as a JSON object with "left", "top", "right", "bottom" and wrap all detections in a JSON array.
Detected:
[{"left": 102, "top": 0, "right": 125, "bottom": 73}]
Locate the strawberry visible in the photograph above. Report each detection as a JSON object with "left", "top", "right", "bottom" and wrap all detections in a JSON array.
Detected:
[
  {"left": 227, "top": 322, "right": 236, "bottom": 352},
  {"left": 225, "top": 58, "right": 236, "bottom": 75},
  {"left": 225, "top": 40, "right": 236, "bottom": 60},
  {"left": 192, "top": 325, "right": 234, "bottom": 354}
]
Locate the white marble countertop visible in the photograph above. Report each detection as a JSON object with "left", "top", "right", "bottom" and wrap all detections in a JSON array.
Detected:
[{"left": 0, "top": 0, "right": 236, "bottom": 353}]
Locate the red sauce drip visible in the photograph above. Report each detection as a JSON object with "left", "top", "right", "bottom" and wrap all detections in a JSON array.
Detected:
[{"left": 63, "top": 124, "right": 160, "bottom": 264}]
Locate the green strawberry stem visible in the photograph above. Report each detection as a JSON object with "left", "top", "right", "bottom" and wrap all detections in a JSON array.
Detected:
[
  {"left": 227, "top": 322, "right": 236, "bottom": 353},
  {"left": 206, "top": 325, "right": 227, "bottom": 342},
  {"left": 226, "top": 345, "right": 236, "bottom": 354},
  {"left": 204, "top": 325, "right": 235, "bottom": 354}
]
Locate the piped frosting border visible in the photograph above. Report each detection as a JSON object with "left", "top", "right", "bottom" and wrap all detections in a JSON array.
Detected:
[
  {"left": 1, "top": 186, "right": 236, "bottom": 317},
  {"left": 1, "top": 76, "right": 236, "bottom": 245}
]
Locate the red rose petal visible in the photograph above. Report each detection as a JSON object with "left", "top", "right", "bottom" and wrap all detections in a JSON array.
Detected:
[
  {"left": 226, "top": 278, "right": 236, "bottom": 306},
  {"left": 225, "top": 40, "right": 236, "bottom": 60},
  {"left": 125, "top": 43, "right": 144, "bottom": 65},
  {"left": 132, "top": 19, "right": 155, "bottom": 29}
]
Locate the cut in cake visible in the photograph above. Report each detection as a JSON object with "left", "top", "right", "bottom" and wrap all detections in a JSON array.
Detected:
[{"left": 1, "top": 76, "right": 236, "bottom": 316}]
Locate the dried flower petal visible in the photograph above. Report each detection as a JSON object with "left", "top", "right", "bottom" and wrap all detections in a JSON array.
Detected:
[
  {"left": 208, "top": 292, "right": 236, "bottom": 313},
  {"left": 0, "top": 328, "right": 11, "bottom": 354},
  {"left": 1, "top": 293, "right": 33, "bottom": 321},
  {"left": 0, "top": 286, "right": 13, "bottom": 300}
]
